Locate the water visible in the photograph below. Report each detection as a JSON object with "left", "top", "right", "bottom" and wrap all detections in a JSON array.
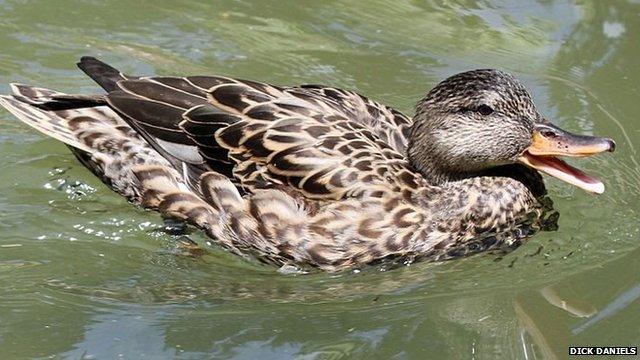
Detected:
[{"left": 0, "top": 1, "right": 638, "bottom": 358}]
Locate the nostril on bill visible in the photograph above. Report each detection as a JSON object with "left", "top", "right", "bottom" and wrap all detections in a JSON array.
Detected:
[{"left": 541, "top": 130, "right": 557, "bottom": 138}]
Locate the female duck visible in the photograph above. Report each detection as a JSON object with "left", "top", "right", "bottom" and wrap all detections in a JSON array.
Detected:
[{"left": 0, "top": 57, "right": 614, "bottom": 271}]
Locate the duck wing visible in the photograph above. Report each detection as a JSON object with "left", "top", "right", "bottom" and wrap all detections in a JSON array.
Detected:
[
  {"left": 82, "top": 59, "right": 420, "bottom": 200},
  {"left": 293, "top": 85, "right": 412, "bottom": 153}
]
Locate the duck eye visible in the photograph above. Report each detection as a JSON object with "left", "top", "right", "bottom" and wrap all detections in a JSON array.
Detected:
[{"left": 477, "top": 104, "right": 494, "bottom": 116}]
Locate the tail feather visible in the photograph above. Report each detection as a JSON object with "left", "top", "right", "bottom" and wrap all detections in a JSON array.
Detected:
[
  {"left": 0, "top": 94, "right": 94, "bottom": 153},
  {"left": 0, "top": 84, "right": 174, "bottom": 202},
  {"left": 10, "top": 83, "right": 60, "bottom": 98}
]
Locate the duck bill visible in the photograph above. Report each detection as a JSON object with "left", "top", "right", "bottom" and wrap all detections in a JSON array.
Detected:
[{"left": 518, "top": 123, "right": 615, "bottom": 194}]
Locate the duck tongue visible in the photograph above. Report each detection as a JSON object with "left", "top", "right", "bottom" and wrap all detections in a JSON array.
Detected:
[{"left": 519, "top": 152, "right": 604, "bottom": 194}]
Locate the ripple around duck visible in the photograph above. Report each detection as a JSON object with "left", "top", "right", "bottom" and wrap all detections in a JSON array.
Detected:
[{"left": 16, "top": 228, "right": 624, "bottom": 311}]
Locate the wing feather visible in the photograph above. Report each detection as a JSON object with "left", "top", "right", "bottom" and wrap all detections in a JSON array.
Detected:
[
  {"left": 118, "top": 79, "right": 206, "bottom": 108},
  {"left": 87, "top": 74, "right": 419, "bottom": 199}
]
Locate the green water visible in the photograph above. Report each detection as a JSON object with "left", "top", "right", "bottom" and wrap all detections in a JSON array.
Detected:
[{"left": 0, "top": 1, "right": 638, "bottom": 359}]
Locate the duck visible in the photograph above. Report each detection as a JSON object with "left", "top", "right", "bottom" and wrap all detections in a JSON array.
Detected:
[{"left": 0, "top": 57, "right": 615, "bottom": 271}]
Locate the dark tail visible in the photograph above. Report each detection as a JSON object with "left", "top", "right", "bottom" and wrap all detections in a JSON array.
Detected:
[
  {"left": 76, "top": 56, "right": 128, "bottom": 92},
  {"left": 17, "top": 56, "right": 125, "bottom": 111}
]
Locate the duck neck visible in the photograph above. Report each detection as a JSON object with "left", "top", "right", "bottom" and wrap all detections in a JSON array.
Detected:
[
  {"left": 412, "top": 158, "right": 547, "bottom": 199},
  {"left": 407, "top": 136, "right": 545, "bottom": 197},
  {"left": 409, "top": 156, "right": 474, "bottom": 185},
  {"left": 406, "top": 142, "right": 478, "bottom": 185}
]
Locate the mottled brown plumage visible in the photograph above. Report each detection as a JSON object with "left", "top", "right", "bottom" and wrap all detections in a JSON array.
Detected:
[{"left": 0, "top": 57, "right": 614, "bottom": 271}]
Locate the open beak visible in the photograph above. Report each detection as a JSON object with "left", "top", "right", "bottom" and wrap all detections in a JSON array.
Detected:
[{"left": 518, "top": 123, "right": 615, "bottom": 194}]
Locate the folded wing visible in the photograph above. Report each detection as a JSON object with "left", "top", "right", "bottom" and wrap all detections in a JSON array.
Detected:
[{"left": 100, "top": 69, "right": 419, "bottom": 199}]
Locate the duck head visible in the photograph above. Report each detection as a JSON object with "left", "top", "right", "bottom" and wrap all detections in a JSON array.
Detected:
[{"left": 408, "top": 69, "right": 615, "bottom": 193}]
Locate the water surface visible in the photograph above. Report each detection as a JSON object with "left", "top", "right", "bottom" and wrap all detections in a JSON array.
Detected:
[{"left": 0, "top": 1, "right": 638, "bottom": 359}]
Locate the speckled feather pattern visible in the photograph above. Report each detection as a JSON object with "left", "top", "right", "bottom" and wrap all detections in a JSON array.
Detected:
[{"left": 0, "top": 59, "right": 550, "bottom": 271}]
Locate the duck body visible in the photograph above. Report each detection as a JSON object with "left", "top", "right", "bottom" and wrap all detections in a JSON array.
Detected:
[{"left": 0, "top": 57, "right": 611, "bottom": 271}]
